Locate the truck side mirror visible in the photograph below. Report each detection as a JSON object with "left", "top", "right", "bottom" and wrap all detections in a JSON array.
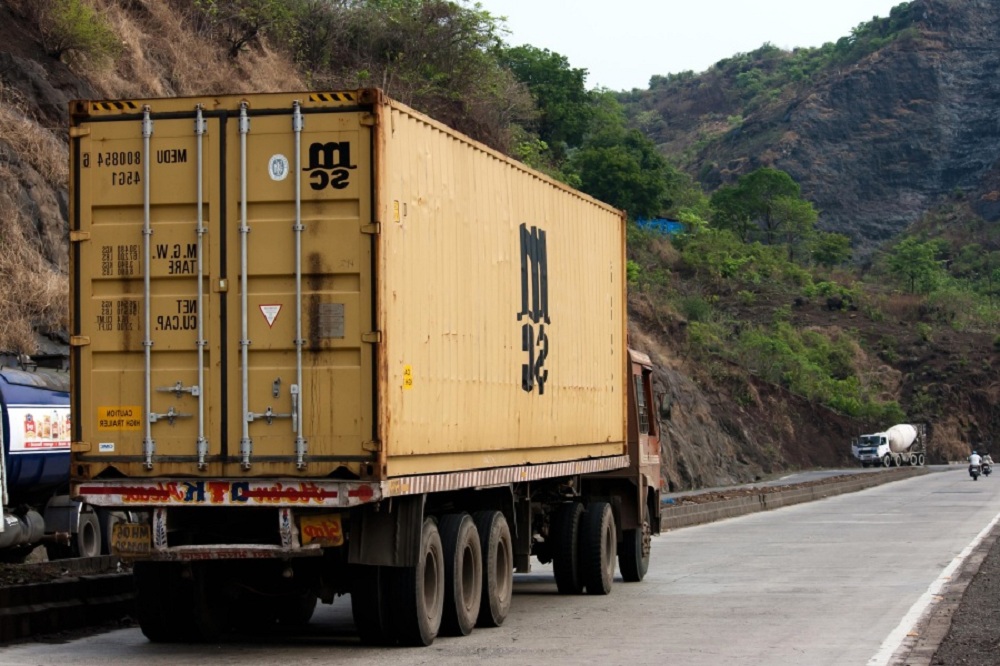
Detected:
[{"left": 657, "top": 392, "right": 671, "bottom": 420}]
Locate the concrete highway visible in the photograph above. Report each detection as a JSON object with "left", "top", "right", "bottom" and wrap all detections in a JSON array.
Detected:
[{"left": 2, "top": 465, "right": 996, "bottom": 665}]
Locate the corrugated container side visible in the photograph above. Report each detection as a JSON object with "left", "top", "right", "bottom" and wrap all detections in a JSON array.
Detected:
[
  {"left": 376, "top": 98, "right": 627, "bottom": 477},
  {"left": 69, "top": 90, "right": 626, "bottom": 488}
]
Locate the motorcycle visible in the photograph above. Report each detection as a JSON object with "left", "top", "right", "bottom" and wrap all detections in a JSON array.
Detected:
[
  {"left": 970, "top": 463, "right": 981, "bottom": 481},
  {"left": 984, "top": 462, "right": 992, "bottom": 477}
]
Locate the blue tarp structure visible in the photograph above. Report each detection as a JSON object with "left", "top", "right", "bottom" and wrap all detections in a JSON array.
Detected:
[{"left": 635, "top": 217, "right": 685, "bottom": 236}]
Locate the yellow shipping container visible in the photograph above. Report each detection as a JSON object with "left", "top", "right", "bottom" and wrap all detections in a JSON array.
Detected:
[{"left": 69, "top": 90, "right": 627, "bottom": 492}]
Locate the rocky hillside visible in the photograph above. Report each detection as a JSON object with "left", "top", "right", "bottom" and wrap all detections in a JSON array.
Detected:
[
  {"left": 0, "top": 0, "right": 995, "bottom": 493},
  {"left": 627, "top": 0, "right": 1000, "bottom": 253}
]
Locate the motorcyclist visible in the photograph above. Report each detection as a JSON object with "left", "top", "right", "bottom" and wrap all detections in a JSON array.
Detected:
[
  {"left": 983, "top": 453, "right": 994, "bottom": 466},
  {"left": 969, "top": 450, "right": 982, "bottom": 477}
]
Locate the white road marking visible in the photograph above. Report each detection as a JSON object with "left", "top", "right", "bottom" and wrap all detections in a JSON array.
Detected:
[{"left": 867, "top": 507, "right": 1000, "bottom": 665}]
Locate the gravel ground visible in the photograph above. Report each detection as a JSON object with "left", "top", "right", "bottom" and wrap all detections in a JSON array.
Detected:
[{"left": 929, "top": 522, "right": 1000, "bottom": 665}]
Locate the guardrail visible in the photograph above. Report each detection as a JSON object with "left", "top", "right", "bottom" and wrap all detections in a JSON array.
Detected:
[{"left": 661, "top": 467, "right": 929, "bottom": 531}]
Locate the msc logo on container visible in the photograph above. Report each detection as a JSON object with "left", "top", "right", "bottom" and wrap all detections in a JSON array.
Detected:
[{"left": 305, "top": 141, "right": 357, "bottom": 190}]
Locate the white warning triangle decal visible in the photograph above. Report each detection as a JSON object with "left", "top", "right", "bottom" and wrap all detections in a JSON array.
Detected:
[{"left": 260, "top": 304, "right": 281, "bottom": 328}]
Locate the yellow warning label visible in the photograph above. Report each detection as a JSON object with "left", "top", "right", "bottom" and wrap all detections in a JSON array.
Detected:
[
  {"left": 403, "top": 365, "right": 413, "bottom": 390},
  {"left": 97, "top": 406, "right": 143, "bottom": 431}
]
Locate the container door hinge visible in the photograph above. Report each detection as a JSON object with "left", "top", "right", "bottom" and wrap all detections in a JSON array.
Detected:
[
  {"left": 70, "top": 336, "right": 91, "bottom": 347},
  {"left": 361, "top": 223, "right": 380, "bottom": 235},
  {"left": 359, "top": 113, "right": 376, "bottom": 127},
  {"left": 361, "top": 331, "right": 382, "bottom": 343},
  {"left": 69, "top": 231, "right": 91, "bottom": 242},
  {"left": 363, "top": 439, "right": 382, "bottom": 453},
  {"left": 69, "top": 127, "right": 91, "bottom": 138}
]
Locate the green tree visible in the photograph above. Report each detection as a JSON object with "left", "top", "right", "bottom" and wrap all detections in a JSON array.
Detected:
[
  {"left": 195, "top": 0, "right": 299, "bottom": 58},
  {"left": 38, "top": 0, "right": 122, "bottom": 63},
  {"left": 772, "top": 195, "right": 818, "bottom": 261},
  {"left": 710, "top": 185, "right": 756, "bottom": 242},
  {"left": 810, "top": 232, "right": 853, "bottom": 268},
  {"left": 740, "top": 168, "right": 802, "bottom": 244},
  {"left": 287, "top": 0, "right": 532, "bottom": 152},
  {"left": 710, "top": 167, "right": 812, "bottom": 247},
  {"left": 569, "top": 93, "right": 669, "bottom": 217},
  {"left": 887, "top": 237, "right": 943, "bottom": 294},
  {"left": 499, "top": 45, "right": 592, "bottom": 159}
]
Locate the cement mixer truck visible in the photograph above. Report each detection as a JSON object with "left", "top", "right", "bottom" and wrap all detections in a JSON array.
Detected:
[{"left": 851, "top": 424, "right": 926, "bottom": 467}]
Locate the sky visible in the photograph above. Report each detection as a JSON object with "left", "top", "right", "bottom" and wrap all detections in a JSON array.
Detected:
[{"left": 480, "top": 0, "right": 907, "bottom": 90}]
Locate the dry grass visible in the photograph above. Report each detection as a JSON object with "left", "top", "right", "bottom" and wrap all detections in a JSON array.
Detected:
[
  {"left": 0, "top": 83, "right": 68, "bottom": 186},
  {"left": 86, "top": 0, "right": 303, "bottom": 98},
  {"left": 0, "top": 166, "right": 67, "bottom": 354}
]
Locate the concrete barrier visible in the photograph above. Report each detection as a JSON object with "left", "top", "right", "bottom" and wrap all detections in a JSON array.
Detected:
[{"left": 662, "top": 468, "right": 928, "bottom": 531}]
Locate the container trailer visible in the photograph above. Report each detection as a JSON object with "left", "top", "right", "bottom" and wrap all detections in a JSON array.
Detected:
[{"left": 68, "top": 89, "right": 661, "bottom": 645}]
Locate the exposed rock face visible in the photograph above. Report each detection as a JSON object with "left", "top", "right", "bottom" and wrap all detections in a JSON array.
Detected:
[{"left": 693, "top": 0, "right": 1000, "bottom": 252}]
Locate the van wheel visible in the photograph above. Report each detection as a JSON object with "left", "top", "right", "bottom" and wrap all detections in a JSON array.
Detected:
[
  {"left": 552, "top": 502, "right": 584, "bottom": 594},
  {"left": 388, "top": 517, "right": 444, "bottom": 646},
  {"left": 439, "top": 513, "right": 482, "bottom": 636},
  {"left": 473, "top": 510, "right": 513, "bottom": 627},
  {"left": 579, "top": 502, "right": 616, "bottom": 595}
]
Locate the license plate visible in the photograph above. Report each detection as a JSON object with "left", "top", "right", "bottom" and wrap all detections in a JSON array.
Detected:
[
  {"left": 299, "top": 513, "right": 343, "bottom": 546},
  {"left": 111, "top": 522, "right": 151, "bottom": 558}
]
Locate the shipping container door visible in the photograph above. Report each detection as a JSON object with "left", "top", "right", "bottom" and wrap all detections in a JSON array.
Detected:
[
  {"left": 73, "top": 98, "right": 374, "bottom": 479},
  {"left": 221, "top": 102, "right": 374, "bottom": 477},
  {"left": 73, "top": 105, "right": 222, "bottom": 476}
]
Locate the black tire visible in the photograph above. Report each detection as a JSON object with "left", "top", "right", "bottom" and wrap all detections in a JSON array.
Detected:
[
  {"left": 135, "top": 562, "right": 186, "bottom": 642},
  {"left": 73, "top": 509, "right": 102, "bottom": 558},
  {"left": 439, "top": 513, "right": 483, "bottom": 636},
  {"left": 918, "top": 453, "right": 925, "bottom": 466},
  {"left": 48, "top": 507, "right": 102, "bottom": 560},
  {"left": 351, "top": 565, "right": 393, "bottom": 645},
  {"left": 618, "top": 505, "right": 651, "bottom": 583},
  {"left": 579, "top": 502, "right": 616, "bottom": 596},
  {"left": 388, "top": 516, "right": 445, "bottom": 646},
  {"left": 882, "top": 454, "right": 892, "bottom": 468},
  {"left": 552, "top": 502, "right": 584, "bottom": 594},
  {"left": 473, "top": 510, "right": 513, "bottom": 628},
  {"left": 275, "top": 589, "right": 318, "bottom": 626}
]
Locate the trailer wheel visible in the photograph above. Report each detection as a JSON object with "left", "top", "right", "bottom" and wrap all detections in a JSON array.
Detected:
[
  {"left": 351, "top": 565, "right": 393, "bottom": 645},
  {"left": 439, "top": 513, "right": 482, "bottom": 636},
  {"left": 552, "top": 502, "right": 584, "bottom": 594},
  {"left": 73, "top": 509, "right": 101, "bottom": 558},
  {"left": 135, "top": 562, "right": 203, "bottom": 642},
  {"left": 619, "top": 505, "right": 651, "bottom": 583},
  {"left": 388, "top": 516, "right": 444, "bottom": 646},
  {"left": 579, "top": 502, "right": 616, "bottom": 595},
  {"left": 45, "top": 506, "right": 102, "bottom": 561},
  {"left": 473, "top": 510, "right": 512, "bottom": 627},
  {"left": 275, "top": 588, "right": 318, "bottom": 626}
]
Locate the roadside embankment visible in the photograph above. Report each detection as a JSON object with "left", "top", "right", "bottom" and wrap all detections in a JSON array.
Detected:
[
  {"left": 660, "top": 467, "right": 929, "bottom": 531},
  {"left": 0, "top": 556, "right": 132, "bottom": 643}
]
